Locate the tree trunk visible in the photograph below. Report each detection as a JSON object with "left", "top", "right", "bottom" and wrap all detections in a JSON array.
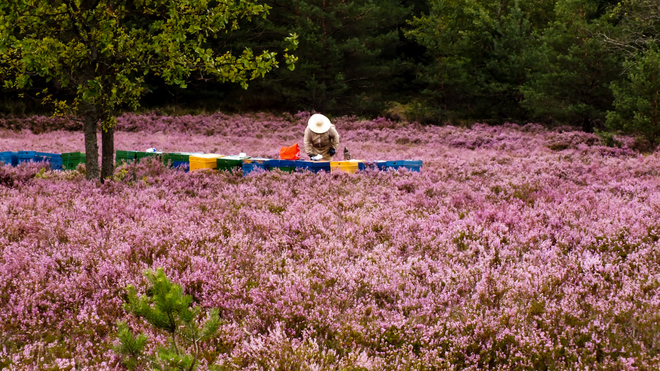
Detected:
[
  {"left": 83, "top": 112, "right": 100, "bottom": 180},
  {"left": 582, "top": 117, "right": 593, "bottom": 133},
  {"left": 101, "top": 125, "right": 115, "bottom": 180}
]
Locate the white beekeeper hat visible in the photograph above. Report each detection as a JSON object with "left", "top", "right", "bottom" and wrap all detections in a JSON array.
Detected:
[{"left": 307, "top": 114, "right": 332, "bottom": 134}]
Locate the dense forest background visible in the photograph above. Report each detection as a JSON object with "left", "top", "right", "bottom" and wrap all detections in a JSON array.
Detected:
[{"left": 2, "top": 0, "right": 659, "bottom": 144}]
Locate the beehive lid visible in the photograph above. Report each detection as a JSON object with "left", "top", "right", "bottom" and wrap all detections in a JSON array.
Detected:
[
  {"left": 330, "top": 160, "right": 364, "bottom": 165},
  {"left": 219, "top": 155, "right": 249, "bottom": 160},
  {"left": 190, "top": 154, "right": 224, "bottom": 160},
  {"left": 244, "top": 157, "right": 273, "bottom": 164}
]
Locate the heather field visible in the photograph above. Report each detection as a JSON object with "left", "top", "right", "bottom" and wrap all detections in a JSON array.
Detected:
[{"left": 2, "top": 112, "right": 660, "bottom": 370}]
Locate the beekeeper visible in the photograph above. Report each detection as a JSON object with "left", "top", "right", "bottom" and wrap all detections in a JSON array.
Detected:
[{"left": 304, "top": 113, "right": 340, "bottom": 161}]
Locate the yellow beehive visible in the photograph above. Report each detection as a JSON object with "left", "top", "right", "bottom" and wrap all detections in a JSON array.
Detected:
[
  {"left": 330, "top": 160, "right": 364, "bottom": 174},
  {"left": 189, "top": 154, "right": 224, "bottom": 171}
]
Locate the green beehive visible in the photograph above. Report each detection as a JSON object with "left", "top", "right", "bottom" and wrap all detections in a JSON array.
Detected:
[
  {"left": 116, "top": 150, "right": 137, "bottom": 164},
  {"left": 61, "top": 152, "right": 86, "bottom": 170},
  {"left": 217, "top": 155, "right": 249, "bottom": 173},
  {"left": 162, "top": 152, "right": 173, "bottom": 166},
  {"left": 170, "top": 153, "right": 190, "bottom": 162},
  {"left": 164, "top": 152, "right": 202, "bottom": 170},
  {"left": 135, "top": 151, "right": 161, "bottom": 161}
]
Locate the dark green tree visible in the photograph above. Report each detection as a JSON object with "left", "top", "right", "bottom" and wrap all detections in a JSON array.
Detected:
[
  {"left": 522, "top": 0, "right": 621, "bottom": 132},
  {"left": 208, "top": 0, "right": 415, "bottom": 115},
  {"left": 406, "top": 0, "right": 547, "bottom": 124},
  {"left": 607, "top": 45, "right": 660, "bottom": 146},
  {"left": 0, "top": 0, "right": 296, "bottom": 180}
]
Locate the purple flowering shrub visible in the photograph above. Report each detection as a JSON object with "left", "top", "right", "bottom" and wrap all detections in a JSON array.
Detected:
[
  {"left": 0, "top": 161, "right": 45, "bottom": 188},
  {"left": 0, "top": 113, "right": 659, "bottom": 369}
]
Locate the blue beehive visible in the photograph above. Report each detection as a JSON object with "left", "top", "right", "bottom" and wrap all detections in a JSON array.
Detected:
[
  {"left": 364, "top": 160, "right": 386, "bottom": 170},
  {"left": 242, "top": 158, "right": 273, "bottom": 176},
  {"left": 172, "top": 161, "right": 189, "bottom": 171},
  {"left": 163, "top": 152, "right": 202, "bottom": 172},
  {"left": 271, "top": 159, "right": 297, "bottom": 173},
  {"left": 377, "top": 160, "right": 422, "bottom": 172},
  {"left": 17, "top": 151, "right": 37, "bottom": 164},
  {"left": 37, "top": 152, "right": 64, "bottom": 170},
  {"left": 295, "top": 160, "right": 331, "bottom": 173},
  {"left": 167, "top": 153, "right": 189, "bottom": 170},
  {"left": 0, "top": 151, "right": 17, "bottom": 166}
]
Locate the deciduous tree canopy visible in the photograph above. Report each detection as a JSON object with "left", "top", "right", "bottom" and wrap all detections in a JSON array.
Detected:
[{"left": 0, "top": 0, "right": 297, "bottom": 179}]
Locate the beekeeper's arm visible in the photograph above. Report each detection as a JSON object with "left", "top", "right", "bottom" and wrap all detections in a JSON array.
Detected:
[
  {"left": 304, "top": 127, "right": 316, "bottom": 156},
  {"left": 329, "top": 126, "right": 340, "bottom": 150}
]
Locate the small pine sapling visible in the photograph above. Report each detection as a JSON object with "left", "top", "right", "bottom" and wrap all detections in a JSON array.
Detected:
[
  {"left": 115, "top": 322, "right": 148, "bottom": 370},
  {"left": 116, "top": 268, "right": 222, "bottom": 371}
]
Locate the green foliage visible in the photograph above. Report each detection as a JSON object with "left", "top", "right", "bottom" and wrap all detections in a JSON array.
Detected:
[
  {"left": 522, "top": 0, "right": 621, "bottom": 131},
  {"left": 607, "top": 45, "right": 660, "bottom": 146},
  {"left": 2, "top": 0, "right": 660, "bottom": 142},
  {"left": 594, "top": 128, "right": 622, "bottom": 147},
  {"left": 404, "top": 0, "right": 634, "bottom": 128},
  {"left": 606, "top": 0, "right": 660, "bottom": 53},
  {"left": 117, "top": 268, "right": 222, "bottom": 371},
  {"left": 0, "top": 0, "right": 294, "bottom": 112},
  {"left": 0, "top": 0, "right": 296, "bottom": 179},
  {"left": 212, "top": 0, "right": 414, "bottom": 115},
  {"left": 116, "top": 321, "right": 149, "bottom": 371},
  {"left": 34, "top": 167, "right": 46, "bottom": 179},
  {"left": 406, "top": 0, "right": 543, "bottom": 124}
]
